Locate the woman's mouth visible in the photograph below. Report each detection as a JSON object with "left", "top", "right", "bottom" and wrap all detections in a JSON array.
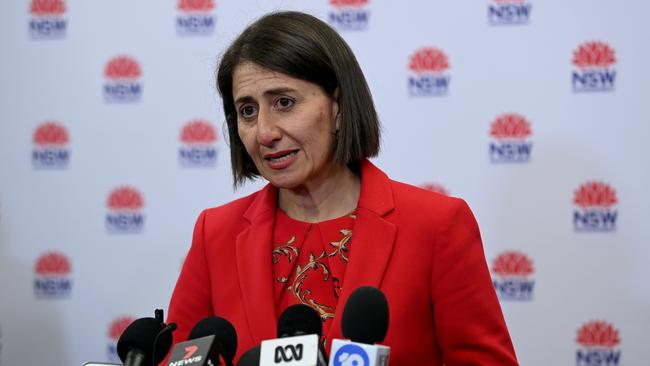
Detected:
[{"left": 264, "top": 150, "right": 299, "bottom": 168}]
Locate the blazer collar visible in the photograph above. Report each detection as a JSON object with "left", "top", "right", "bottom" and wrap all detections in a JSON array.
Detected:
[{"left": 236, "top": 160, "right": 397, "bottom": 344}]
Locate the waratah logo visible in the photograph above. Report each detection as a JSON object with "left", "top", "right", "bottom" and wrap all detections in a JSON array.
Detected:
[
  {"left": 488, "top": 0, "right": 532, "bottom": 25},
  {"left": 179, "top": 119, "right": 218, "bottom": 167},
  {"left": 32, "top": 121, "right": 70, "bottom": 169},
  {"left": 491, "top": 251, "right": 534, "bottom": 301},
  {"left": 419, "top": 182, "right": 450, "bottom": 196},
  {"left": 106, "top": 186, "right": 145, "bottom": 233},
  {"left": 176, "top": 0, "right": 216, "bottom": 36},
  {"left": 328, "top": 0, "right": 370, "bottom": 31},
  {"left": 408, "top": 48, "right": 451, "bottom": 96},
  {"left": 573, "top": 181, "right": 617, "bottom": 232},
  {"left": 107, "top": 316, "right": 136, "bottom": 362},
  {"left": 572, "top": 41, "right": 617, "bottom": 92},
  {"left": 34, "top": 251, "right": 72, "bottom": 298},
  {"left": 576, "top": 321, "right": 621, "bottom": 366},
  {"left": 103, "top": 56, "right": 143, "bottom": 103},
  {"left": 29, "top": 0, "right": 67, "bottom": 39},
  {"left": 489, "top": 113, "right": 533, "bottom": 163}
]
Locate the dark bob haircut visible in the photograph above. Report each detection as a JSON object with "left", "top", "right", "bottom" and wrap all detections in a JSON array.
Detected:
[{"left": 217, "top": 11, "right": 380, "bottom": 187}]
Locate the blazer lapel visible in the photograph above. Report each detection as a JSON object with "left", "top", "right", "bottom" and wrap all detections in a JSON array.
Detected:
[
  {"left": 327, "top": 160, "right": 397, "bottom": 341},
  {"left": 236, "top": 184, "right": 278, "bottom": 344}
]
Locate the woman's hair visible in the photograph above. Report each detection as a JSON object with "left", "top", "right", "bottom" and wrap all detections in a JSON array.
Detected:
[{"left": 217, "top": 11, "right": 380, "bottom": 187}]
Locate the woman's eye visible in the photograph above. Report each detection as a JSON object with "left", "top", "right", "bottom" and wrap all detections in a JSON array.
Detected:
[
  {"left": 276, "top": 97, "right": 294, "bottom": 110},
  {"left": 239, "top": 105, "right": 256, "bottom": 118}
]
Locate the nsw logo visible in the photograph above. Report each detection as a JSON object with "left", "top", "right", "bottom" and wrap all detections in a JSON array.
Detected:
[
  {"left": 328, "top": 0, "right": 370, "bottom": 31},
  {"left": 29, "top": 0, "right": 67, "bottom": 39},
  {"left": 32, "top": 121, "right": 70, "bottom": 169},
  {"left": 491, "top": 251, "right": 534, "bottom": 301},
  {"left": 573, "top": 181, "right": 617, "bottom": 232},
  {"left": 176, "top": 0, "right": 216, "bottom": 36},
  {"left": 106, "top": 186, "right": 145, "bottom": 234},
  {"left": 489, "top": 113, "right": 533, "bottom": 163},
  {"left": 408, "top": 48, "right": 451, "bottom": 97},
  {"left": 179, "top": 120, "right": 218, "bottom": 167},
  {"left": 572, "top": 41, "right": 617, "bottom": 92},
  {"left": 420, "top": 182, "right": 450, "bottom": 196},
  {"left": 576, "top": 321, "right": 621, "bottom": 366},
  {"left": 333, "top": 344, "right": 370, "bottom": 366},
  {"left": 34, "top": 251, "right": 72, "bottom": 298},
  {"left": 107, "top": 316, "right": 135, "bottom": 362},
  {"left": 103, "top": 56, "right": 143, "bottom": 103},
  {"left": 488, "top": 0, "right": 532, "bottom": 25}
]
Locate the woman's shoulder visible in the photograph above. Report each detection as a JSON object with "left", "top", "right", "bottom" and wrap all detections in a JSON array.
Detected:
[
  {"left": 200, "top": 188, "right": 266, "bottom": 223},
  {"left": 388, "top": 179, "right": 470, "bottom": 218}
]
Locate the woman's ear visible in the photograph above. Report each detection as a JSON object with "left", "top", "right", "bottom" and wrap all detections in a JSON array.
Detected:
[{"left": 332, "top": 87, "right": 341, "bottom": 130}]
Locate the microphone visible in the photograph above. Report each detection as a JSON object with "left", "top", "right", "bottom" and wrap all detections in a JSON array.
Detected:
[
  {"left": 236, "top": 345, "right": 260, "bottom": 366},
  {"left": 117, "top": 315, "right": 175, "bottom": 366},
  {"left": 258, "top": 304, "right": 326, "bottom": 365},
  {"left": 166, "top": 316, "right": 238, "bottom": 366},
  {"left": 329, "top": 286, "right": 390, "bottom": 366}
]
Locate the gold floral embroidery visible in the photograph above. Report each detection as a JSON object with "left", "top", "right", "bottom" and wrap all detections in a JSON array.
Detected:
[
  {"left": 328, "top": 229, "right": 352, "bottom": 263},
  {"left": 273, "top": 236, "right": 299, "bottom": 283},
  {"left": 290, "top": 251, "right": 337, "bottom": 321}
]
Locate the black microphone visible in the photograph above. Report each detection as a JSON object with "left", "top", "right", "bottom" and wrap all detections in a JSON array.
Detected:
[
  {"left": 189, "top": 316, "right": 238, "bottom": 366},
  {"left": 166, "top": 316, "right": 238, "bottom": 366},
  {"left": 236, "top": 345, "right": 261, "bottom": 366},
  {"left": 277, "top": 304, "right": 323, "bottom": 338},
  {"left": 341, "top": 286, "right": 389, "bottom": 344},
  {"left": 117, "top": 316, "right": 175, "bottom": 366},
  {"left": 330, "top": 286, "right": 391, "bottom": 366}
]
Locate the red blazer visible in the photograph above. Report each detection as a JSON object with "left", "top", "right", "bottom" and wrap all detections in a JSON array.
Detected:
[{"left": 167, "top": 160, "right": 518, "bottom": 365}]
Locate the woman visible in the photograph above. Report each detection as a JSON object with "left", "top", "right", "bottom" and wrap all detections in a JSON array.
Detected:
[{"left": 167, "top": 11, "right": 518, "bottom": 365}]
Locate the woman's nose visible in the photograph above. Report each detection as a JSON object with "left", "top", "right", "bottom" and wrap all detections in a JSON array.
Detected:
[{"left": 256, "top": 107, "right": 281, "bottom": 146}]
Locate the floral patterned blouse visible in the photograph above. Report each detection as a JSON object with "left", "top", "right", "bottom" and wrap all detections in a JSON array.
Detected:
[{"left": 272, "top": 208, "right": 356, "bottom": 336}]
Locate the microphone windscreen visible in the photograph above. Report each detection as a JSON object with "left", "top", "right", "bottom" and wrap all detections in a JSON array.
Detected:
[
  {"left": 117, "top": 317, "right": 172, "bottom": 366},
  {"left": 277, "top": 304, "right": 323, "bottom": 338},
  {"left": 341, "top": 286, "right": 389, "bottom": 344},
  {"left": 236, "top": 345, "right": 260, "bottom": 366},
  {"left": 189, "top": 316, "right": 238, "bottom": 363}
]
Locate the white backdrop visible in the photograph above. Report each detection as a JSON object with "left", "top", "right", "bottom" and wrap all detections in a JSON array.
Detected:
[{"left": 1, "top": 0, "right": 649, "bottom": 365}]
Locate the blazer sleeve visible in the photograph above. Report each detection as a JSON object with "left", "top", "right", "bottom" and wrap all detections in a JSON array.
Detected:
[
  {"left": 167, "top": 209, "right": 215, "bottom": 345},
  {"left": 430, "top": 199, "right": 518, "bottom": 365}
]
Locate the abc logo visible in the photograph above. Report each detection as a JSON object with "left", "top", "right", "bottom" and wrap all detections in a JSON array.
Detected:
[
  {"left": 333, "top": 344, "right": 370, "bottom": 366},
  {"left": 274, "top": 344, "right": 303, "bottom": 363}
]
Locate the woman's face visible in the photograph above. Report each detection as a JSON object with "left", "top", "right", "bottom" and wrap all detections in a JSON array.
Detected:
[{"left": 232, "top": 62, "right": 340, "bottom": 190}]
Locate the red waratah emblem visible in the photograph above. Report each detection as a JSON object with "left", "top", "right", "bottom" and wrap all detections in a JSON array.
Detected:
[
  {"left": 492, "top": 251, "right": 533, "bottom": 276},
  {"left": 489, "top": 114, "right": 532, "bottom": 139},
  {"left": 35, "top": 251, "right": 71, "bottom": 275},
  {"left": 107, "top": 186, "right": 144, "bottom": 210},
  {"left": 420, "top": 182, "right": 449, "bottom": 196},
  {"left": 409, "top": 48, "right": 449, "bottom": 73},
  {"left": 572, "top": 42, "right": 617, "bottom": 69},
  {"left": 177, "top": 0, "right": 215, "bottom": 11},
  {"left": 105, "top": 56, "right": 142, "bottom": 80},
  {"left": 574, "top": 182, "right": 617, "bottom": 208},
  {"left": 576, "top": 321, "right": 621, "bottom": 347},
  {"left": 330, "top": 0, "right": 368, "bottom": 7},
  {"left": 108, "top": 316, "right": 136, "bottom": 340},
  {"left": 181, "top": 120, "right": 217, "bottom": 143},
  {"left": 33, "top": 122, "right": 69, "bottom": 146},
  {"left": 30, "top": 0, "right": 66, "bottom": 15}
]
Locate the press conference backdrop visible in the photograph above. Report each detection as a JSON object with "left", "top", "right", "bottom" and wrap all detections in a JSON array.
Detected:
[{"left": 1, "top": 0, "right": 649, "bottom": 365}]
